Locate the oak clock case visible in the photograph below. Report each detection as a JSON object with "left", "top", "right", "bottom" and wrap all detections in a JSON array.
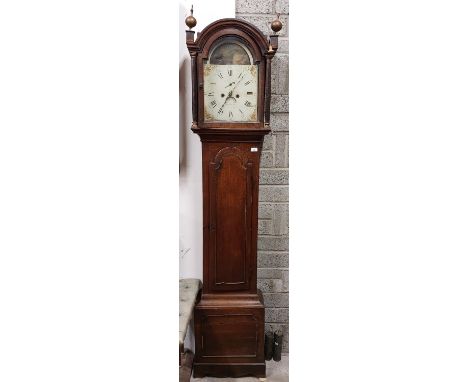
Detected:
[{"left": 186, "top": 17, "right": 280, "bottom": 379}]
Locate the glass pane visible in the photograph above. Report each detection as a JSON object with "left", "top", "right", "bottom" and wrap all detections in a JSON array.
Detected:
[{"left": 209, "top": 38, "right": 252, "bottom": 65}]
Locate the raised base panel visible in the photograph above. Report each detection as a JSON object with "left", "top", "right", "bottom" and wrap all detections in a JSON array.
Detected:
[
  {"left": 194, "top": 294, "right": 265, "bottom": 378},
  {"left": 193, "top": 362, "right": 266, "bottom": 378}
]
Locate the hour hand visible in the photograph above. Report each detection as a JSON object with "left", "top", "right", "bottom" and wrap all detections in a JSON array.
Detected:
[{"left": 225, "top": 82, "right": 235, "bottom": 88}]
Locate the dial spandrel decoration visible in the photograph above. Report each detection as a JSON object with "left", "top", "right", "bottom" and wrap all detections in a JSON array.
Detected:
[{"left": 204, "top": 64, "right": 258, "bottom": 122}]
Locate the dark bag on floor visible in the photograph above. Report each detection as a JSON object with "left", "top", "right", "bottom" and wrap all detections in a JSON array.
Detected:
[
  {"left": 273, "top": 329, "right": 283, "bottom": 361},
  {"left": 264, "top": 331, "right": 274, "bottom": 360}
]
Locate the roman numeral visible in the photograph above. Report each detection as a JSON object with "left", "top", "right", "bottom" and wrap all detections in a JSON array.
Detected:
[
  {"left": 238, "top": 72, "right": 243, "bottom": 79},
  {"left": 247, "top": 91, "right": 253, "bottom": 95},
  {"left": 207, "top": 92, "right": 214, "bottom": 96},
  {"left": 229, "top": 111, "right": 233, "bottom": 118},
  {"left": 228, "top": 69, "right": 232, "bottom": 76},
  {"left": 239, "top": 109, "right": 244, "bottom": 115},
  {"left": 210, "top": 100, "right": 217, "bottom": 107},
  {"left": 244, "top": 80, "right": 251, "bottom": 85},
  {"left": 244, "top": 101, "right": 252, "bottom": 107},
  {"left": 217, "top": 72, "right": 223, "bottom": 79},
  {"left": 218, "top": 108, "right": 223, "bottom": 114}
]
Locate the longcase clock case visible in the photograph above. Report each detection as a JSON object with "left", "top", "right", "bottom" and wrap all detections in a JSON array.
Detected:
[{"left": 186, "top": 18, "right": 279, "bottom": 378}]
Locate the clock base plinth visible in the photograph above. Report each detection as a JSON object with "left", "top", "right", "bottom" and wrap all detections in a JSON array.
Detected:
[
  {"left": 193, "top": 291, "right": 266, "bottom": 378},
  {"left": 193, "top": 362, "right": 266, "bottom": 379}
]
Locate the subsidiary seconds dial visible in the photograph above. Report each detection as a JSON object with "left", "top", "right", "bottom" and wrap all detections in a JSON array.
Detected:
[{"left": 204, "top": 64, "right": 258, "bottom": 122}]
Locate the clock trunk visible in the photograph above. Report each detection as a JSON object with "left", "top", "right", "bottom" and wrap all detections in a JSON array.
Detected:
[
  {"left": 202, "top": 141, "right": 260, "bottom": 293},
  {"left": 193, "top": 134, "right": 267, "bottom": 378}
]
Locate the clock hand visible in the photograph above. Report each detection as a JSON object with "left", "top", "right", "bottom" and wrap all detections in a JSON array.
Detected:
[
  {"left": 219, "top": 89, "right": 233, "bottom": 111},
  {"left": 218, "top": 74, "right": 245, "bottom": 112},
  {"left": 218, "top": 72, "right": 245, "bottom": 111},
  {"left": 230, "top": 72, "right": 245, "bottom": 94}
]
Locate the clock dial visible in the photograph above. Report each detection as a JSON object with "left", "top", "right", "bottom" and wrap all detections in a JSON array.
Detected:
[{"left": 204, "top": 64, "right": 258, "bottom": 122}]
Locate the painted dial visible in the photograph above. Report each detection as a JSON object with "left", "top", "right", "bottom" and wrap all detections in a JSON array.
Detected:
[{"left": 204, "top": 64, "right": 258, "bottom": 122}]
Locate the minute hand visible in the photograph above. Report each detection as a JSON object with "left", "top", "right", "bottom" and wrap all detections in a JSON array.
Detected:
[
  {"left": 218, "top": 89, "right": 233, "bottom": 111},
  {"left": 230, "top": 73, "right": 245, "bottom": 94}
]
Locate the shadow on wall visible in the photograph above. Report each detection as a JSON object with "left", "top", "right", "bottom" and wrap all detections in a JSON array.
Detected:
[
  {"left": 179, "top": 57, "right": 189, "bottom": 175},
  {"left": 179, "top": 1, "right": 192, "bottom": 176}
]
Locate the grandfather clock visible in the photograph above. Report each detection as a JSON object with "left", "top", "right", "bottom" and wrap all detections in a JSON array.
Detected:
[{"left": 185, "top": 9, "right": 282, "bottom": 378}]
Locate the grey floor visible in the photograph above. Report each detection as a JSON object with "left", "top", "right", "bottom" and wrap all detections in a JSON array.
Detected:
[{"left": 190, "top": 355, "right": 289, "bottom": 382}]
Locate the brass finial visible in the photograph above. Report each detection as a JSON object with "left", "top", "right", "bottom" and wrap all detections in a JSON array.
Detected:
[
  {"left": 271, "top": 13, "right": 282, "bottom": 34},
  {"left": 185, "top": 5, "right": 197, "bottom": 30}
]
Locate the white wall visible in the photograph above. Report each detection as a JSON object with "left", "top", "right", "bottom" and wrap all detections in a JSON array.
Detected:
[{"left": 179, "top": 0, "right": 235, "bottom": 280}]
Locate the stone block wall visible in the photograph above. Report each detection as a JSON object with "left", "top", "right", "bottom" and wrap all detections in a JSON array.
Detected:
[{"left": 236, "top": 0, "right": 289, "bottom": 353}]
